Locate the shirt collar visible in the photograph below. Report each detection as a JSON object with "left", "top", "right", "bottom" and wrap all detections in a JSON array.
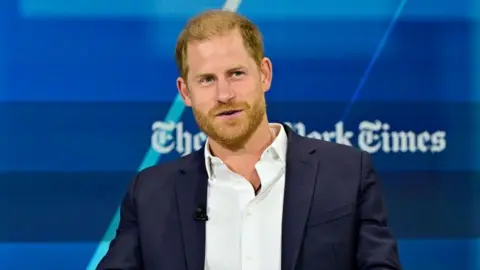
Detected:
[
  {"left": 264, "top": 123, "right": 288, "bottom": 163},
  {"left": 204, "top": 123, "right": 288, "bottom": 179}
]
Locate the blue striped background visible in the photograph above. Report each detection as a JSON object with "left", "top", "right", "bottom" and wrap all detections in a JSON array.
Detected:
[{"left": 1, "top": 0, "right": 479, "bottom": 269}]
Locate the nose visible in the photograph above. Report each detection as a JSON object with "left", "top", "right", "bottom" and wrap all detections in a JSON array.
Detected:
[{"left": 216, "top": 78, "right": 235, "bottom": 103}]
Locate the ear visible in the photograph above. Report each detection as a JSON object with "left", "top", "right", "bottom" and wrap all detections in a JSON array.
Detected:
[
  {"left": 176, "top": 77, "right": 192, "bottom": 107},
  {"left": 259, "top": 57, "right": 273, "bottom": 93}
]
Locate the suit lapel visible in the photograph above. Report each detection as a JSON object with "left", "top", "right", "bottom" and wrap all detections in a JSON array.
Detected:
[
  {"left": 281, "top": 126, "right": 319, "bottom": 270},
  {"left": 176, "top": 150, "right": 208, "bottom": 270}
]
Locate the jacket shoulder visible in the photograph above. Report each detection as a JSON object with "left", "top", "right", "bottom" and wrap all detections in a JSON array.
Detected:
[
  {"left": 131, "top": 150, "right": 204, "bottom": 194},
  {"left": 303, "top": 137, "right": 367, "bottom": 168},
  {"left": 308, "top": 137, "right": 364, "bottom": 157}
]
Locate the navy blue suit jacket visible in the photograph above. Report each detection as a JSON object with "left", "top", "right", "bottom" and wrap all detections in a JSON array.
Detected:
[{"left": 97, "top": 125, "right": 402, "bottom": 270}]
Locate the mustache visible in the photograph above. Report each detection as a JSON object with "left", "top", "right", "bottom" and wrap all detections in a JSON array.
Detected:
[{"left": 209, "top": 102, "right": 250, "bottom": 116}]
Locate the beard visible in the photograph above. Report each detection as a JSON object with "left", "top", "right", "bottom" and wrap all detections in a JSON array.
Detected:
[{"left": 192, "top": 94, "right": 266, "bottom": 151}]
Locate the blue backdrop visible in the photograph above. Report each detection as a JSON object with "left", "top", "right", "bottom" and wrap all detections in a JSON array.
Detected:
[{"left": 1, "top": 0, "right": 479, "bottom": 269}]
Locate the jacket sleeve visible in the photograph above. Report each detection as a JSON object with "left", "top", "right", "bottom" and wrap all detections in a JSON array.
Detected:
[
  {"left": 96, "top": 173, "right": 144, "bottom": 270},
  {"left": 356, "top": 151, "right": 402, "bottom": 270}
]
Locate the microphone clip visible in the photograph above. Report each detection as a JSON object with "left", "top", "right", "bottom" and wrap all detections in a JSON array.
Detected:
[{"left": 194, "top": 207, "right": 209, "bottom": 221}]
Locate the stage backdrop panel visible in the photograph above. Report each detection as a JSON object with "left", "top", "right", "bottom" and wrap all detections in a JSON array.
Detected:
[{"left": 1, "top": 0, "right": 479, "bottom": 269}]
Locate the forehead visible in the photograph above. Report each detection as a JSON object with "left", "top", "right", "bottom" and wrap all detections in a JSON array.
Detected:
[{"left": 186, "top": 31, "right": 252, "bottom": 74}]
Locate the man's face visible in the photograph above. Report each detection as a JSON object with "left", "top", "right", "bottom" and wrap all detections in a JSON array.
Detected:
[{"left": 177, "top": 29, "right": 272, "bottom": 150}]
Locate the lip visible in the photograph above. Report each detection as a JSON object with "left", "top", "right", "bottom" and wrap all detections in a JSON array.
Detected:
[{"left": 215, "top": 109, "right": 243, "bottom": 119}]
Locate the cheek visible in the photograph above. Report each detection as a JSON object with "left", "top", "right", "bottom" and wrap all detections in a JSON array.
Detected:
[
  {"left": 232, "top": 79, "right": 259, "bottom": 98},
  {"left": 191, "top": 94, "right": 215, "bottom": 113},
  {"left": 190, "top": 87, "right": 215, "bottom": 103},
  {"left": 192, "top": 101, "right": 212, "bottom": 113}
]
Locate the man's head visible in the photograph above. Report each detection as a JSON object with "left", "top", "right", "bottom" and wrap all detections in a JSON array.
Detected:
[{"left": 175, "top": 10, "right": 273, "bottom": 150}]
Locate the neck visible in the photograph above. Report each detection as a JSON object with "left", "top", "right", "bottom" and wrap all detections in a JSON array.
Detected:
[{"left": 208, "top": 118, "right": 273, "bottom": 161}]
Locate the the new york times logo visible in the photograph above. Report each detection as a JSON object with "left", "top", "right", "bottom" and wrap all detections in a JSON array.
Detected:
[{"left": 151, "top": 120, "right": 446, "bottom": 156}]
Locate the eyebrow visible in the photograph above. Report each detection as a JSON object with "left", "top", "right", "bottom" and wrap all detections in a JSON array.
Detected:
[
  {"left": 193, "top": 65, "right": 248, "bottom": 80},
  {"left": 226, "top": 65, "right": 247, "bottom": 72},
  {"left": 194, "top": 73, "right": 214, "bottom": 80}
]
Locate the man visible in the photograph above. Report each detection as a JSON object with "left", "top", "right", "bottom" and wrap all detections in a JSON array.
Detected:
[{"left": 97, "top": 10, "right": 402, "bottom": 270}]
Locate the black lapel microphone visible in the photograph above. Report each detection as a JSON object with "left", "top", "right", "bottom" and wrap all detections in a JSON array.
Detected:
[{"left": 194, "top": 206, "right": 209, "bottom": 221}]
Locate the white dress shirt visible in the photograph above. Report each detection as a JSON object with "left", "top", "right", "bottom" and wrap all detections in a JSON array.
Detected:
[{"left": 204, "top": 123, "right": 288, "bottom": 270}]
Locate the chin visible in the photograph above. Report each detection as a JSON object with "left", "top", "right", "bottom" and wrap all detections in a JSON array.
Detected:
[
  {"left": 216, "top": 128, "right": 242, "bottom": 138},
  {"left": 218, "top": 120, "right": 247, "bottom": 131},
  {"left": 214, "top": 125, "right": 246, "bottom": 137}
]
